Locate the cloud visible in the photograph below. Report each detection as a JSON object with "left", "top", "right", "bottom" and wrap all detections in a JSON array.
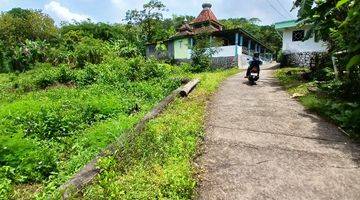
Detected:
[
  {"left": 110, "top": 0, "right": 142, "bottom": 11},
  {"left": 0, "top": 0, "right": 10, "bottom": 6},
  {"left": 44, "top": 1, "right": 90, "bottom": 22}
]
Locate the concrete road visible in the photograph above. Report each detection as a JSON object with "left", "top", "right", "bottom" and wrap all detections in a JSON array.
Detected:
[{"left": 197, "top": 64, "right": 360, "bottom": 200}]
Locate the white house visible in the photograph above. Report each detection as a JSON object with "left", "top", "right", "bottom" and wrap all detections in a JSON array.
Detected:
[{"left": 275, "top": 20, "right": 328, "bottom": 67}]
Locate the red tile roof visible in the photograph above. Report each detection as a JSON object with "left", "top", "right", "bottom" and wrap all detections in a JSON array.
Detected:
[
  {"left": 173, "top": 3, "right": 223, "bottom": 38},
  {"left": 191, "top": 8, "right": 218, "bottom": 24},
  {"left": 178, "top": 23, "right": 192, "bottom": 32}
]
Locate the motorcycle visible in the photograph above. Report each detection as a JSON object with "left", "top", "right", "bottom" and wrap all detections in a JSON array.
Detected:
[{"left": 248, "top": 68, "right": 259, "bottom": 85}]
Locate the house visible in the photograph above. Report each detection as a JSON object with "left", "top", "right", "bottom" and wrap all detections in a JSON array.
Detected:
[
  {"left": 275, "top": 20, "right": 328, "bottom": 67},
  {"left": 146, "top": 3, "right": 273, "bottom": 69}
]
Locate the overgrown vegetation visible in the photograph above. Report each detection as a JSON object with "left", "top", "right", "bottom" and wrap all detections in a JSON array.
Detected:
[
  {"left": 275, "top": 68, "right": 359, "bottom": 140},
  {"left": 291, "top": 0, "right": 360, "bottom": 101},
  {"left": 190, "top": 32, "right": 221, "bottom": 73},
  {"left": 81, "top": 69, "right": 238, "bottom": 199},
  {"left": 0, "top": 58, "right": 184, "bottom": 199}
]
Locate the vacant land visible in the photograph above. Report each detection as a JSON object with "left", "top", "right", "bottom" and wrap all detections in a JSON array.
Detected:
[
  {"left": 80, "top": 69, "right": 238, "bottom": 199},
  {"left": 0, "top": 58, "right": 188, "bottom": 198}
]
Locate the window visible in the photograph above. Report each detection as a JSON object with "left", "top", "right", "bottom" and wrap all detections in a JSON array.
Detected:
[{"left": 292, "top": 30, "right": 305, "bottom": 41}]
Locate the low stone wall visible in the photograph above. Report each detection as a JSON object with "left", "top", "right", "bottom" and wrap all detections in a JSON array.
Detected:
[
  {"left": 174, "top": 56, "right": 238, "bottom": 69},
  {"left": 174, "top": 59, "right": 192, "bottom": 65},
  {"left": 212, "top": 56, "right": 237, "bottom": 69},
  {"left": 283, "top": 52, "right": 327, "bottom": 67}
]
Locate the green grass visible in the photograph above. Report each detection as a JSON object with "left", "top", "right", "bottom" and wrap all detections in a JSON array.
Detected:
[
  {"left": 275, "top": 68, "right": 360, "bottom": 140},
  {"left": 79, "top": 69, "right": 239, "bottom": 199},
  {"left": 0, "top": 59, "right": 184, "bottom": 199}
]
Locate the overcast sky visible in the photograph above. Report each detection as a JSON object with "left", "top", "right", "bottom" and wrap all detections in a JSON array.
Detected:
[{"left": 0, "top": 0, "right": 298, "bottom": 25}]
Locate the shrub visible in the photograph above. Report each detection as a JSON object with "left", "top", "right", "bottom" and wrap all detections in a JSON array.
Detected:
[
  {"left": 190, "top": 32, "right": 220, "bottom": 72},
  {"left": 0, "top": 166, "right": 15, "bottom": 199},
  {"left": 310, "top": 67, "right": 335, "bottom": 81},
  {"left": 0, "top": 136, "right": 58, "bottom": 183},
  {"left": 75, "top": 65, "right": 98, "bottom": 86},
  {"left": 34, "top": 69, "right": 58, "bottom": 89},
  {"left": 57, "top": 65, "right": 74, "bottom": 84},
  {"left": 74, "top": 37, "right": 108, "bottom": 68},
  {"left": 19, "top": 108, "right": 78, "bottom": 139},
  {"left": 111, "top": 39, "right": 141, "bottom": 58}
]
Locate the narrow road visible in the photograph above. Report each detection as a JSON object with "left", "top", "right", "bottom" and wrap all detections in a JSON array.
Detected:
[{"left": 198, "top": 64, "right": 360, "bottom": 200}]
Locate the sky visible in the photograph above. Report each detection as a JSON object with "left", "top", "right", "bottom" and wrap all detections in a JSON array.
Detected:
[{"left": 0, "top": 0, "right": 298, "bottom": 25}]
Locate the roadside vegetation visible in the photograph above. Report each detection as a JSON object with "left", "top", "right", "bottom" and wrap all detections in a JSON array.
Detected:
[
  {"left": 275, "top": 68, "right": 359, "bottom": 140},
  {"left": 0, "top": 57, "right": 186, "bottom": 198}
]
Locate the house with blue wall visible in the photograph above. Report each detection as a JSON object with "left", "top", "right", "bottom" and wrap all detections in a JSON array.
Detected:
[{"left": 146, "top": 3, "right": 273, "bottom": 68}]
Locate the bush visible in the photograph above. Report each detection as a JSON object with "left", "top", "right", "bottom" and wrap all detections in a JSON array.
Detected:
[
  {"left": 310, "top": 67, "right": 335, "bottom": 81},
  {"left": 34, "top": 68, "right": 59, "bottom": 89},
  {"left": 190, "top": 32, "right": 219, "bottom": 72},
  {"left": 0, "top": 136, "right": 57, "bottom": 183},
  {"left": 110, "top": 39, "right": 141, "bottom": 58},
  {"left": 74, "top": 37, "right": 108, "bottom": 68},
  {"left": 0, "top": 166, "right": 14, "bottom": 199}
]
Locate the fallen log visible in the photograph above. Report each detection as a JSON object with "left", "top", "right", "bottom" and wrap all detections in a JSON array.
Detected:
[
  {"left": 60, "top": 79, "right": 200, "bottom": 199},
  {"left": 180, "top": 78, "right": 200, "bottom": 97}
]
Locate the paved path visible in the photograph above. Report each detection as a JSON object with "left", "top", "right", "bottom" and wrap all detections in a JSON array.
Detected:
[{"left": 197, "top": 64, "right": 360, "bottom": 200}]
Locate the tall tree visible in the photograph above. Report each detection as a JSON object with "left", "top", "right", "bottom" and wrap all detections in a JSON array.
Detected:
[
  {"left": 0, "top": 8, "right": 57, "bottom": 46},
  {"left": 125, "top": 0, "right": 167, "bottom": 43},
  {"left": 0, "top": 8, "right": 58, "bottom": 71}
]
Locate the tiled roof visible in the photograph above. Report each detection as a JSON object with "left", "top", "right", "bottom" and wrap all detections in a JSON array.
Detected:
[
  {"left": 178, "top": 23, "right": 192, "bottom": 31},
  {"left": 193, "top": 26, "right": 219, "bottom": 34},
  {"left": 191, "top": 8, "right": 219, "bottom": 24}
]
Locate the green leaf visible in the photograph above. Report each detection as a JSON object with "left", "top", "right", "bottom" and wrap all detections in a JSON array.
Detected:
[
  {"left": 336, "top": 0, "right": 349, "bottom": 8},
  {"left": 346, "top": 55, "right": 360, "bottom": 69},
  {"left": 299, "top": 0, "right": 315, "bottom": 18}
]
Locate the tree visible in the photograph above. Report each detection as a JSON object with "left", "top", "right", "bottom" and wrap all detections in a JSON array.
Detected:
[
  {"left": 293, "top": 0, "right": 360, "bottom": 99},
  {"left": 125, "top": 0, "right": 167, "bottom": 43},
  {"left": 248, "top": 17, "right": 261, "bottom": 24},
  {"left": 0, "top": 8, "right": 57, "bottom": 46},
  {"left": 292, "top": 0, "right": 359, "bottom": 66},
  {"left": 0, "top": 8, "right": 58, "bottom": 71},
  {"left": 190, "top": 32, "right": 220, "bottom": 72}
]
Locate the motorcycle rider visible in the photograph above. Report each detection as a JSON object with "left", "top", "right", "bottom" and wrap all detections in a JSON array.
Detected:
[{"left": 245, "top": 52, "right": 262, "bottom": 78}]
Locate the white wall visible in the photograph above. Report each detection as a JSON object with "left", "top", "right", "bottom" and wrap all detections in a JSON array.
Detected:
[
  {"left": 282, "top": 28, "right": 327, "bottom": 54},
  {"left": 212, "top": 45, "right": 236, "bottom": 57},
  {"left": 238, "top": 54, "right": 251, "bottom": 69}
]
